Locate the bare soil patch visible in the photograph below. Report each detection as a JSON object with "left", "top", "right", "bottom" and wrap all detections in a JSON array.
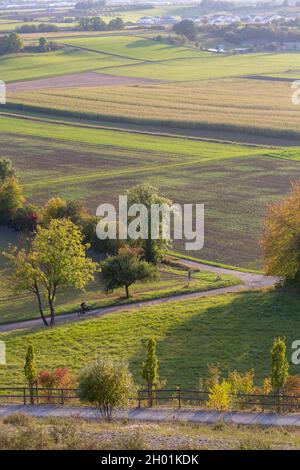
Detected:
[{"left": 7, "top": 72, "right": 163, "bottom": 92}]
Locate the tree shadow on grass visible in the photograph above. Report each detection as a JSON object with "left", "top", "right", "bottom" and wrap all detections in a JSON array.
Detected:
[{"left": 128, "top": 290, "right": 299, "bottom": 389}]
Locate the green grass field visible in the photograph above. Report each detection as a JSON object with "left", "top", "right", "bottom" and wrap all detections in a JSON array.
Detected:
[
  {"left": 95, "top": 51, "right": 300, "bottom": 81},
  {"left": 0, "top": 47, "right": 138, "bottom": 83},
  {"left": 63, "top": 36, "right": 204, "bottom": 61},
  {"left": 1, "top": 115, "right": 300, "bottom": 268},
  {"left": 0, "top": 290, "right": 299, "bottom": 387},
  {"left": 2, "top": 37, "right": 300, "bottom": 84},
  {"left": 0, "top": 22, "right": 76, "bottom": 33}
]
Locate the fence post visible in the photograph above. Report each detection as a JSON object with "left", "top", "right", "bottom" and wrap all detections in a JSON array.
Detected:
[
  {"left": 23, "top": 387, "right": 26, "bottom": 405},
  {"left": 61, "top": 389, "right": 64, "bottom": 406},
  {"left": 177, "top": 388, "right": 181, "bottom": 409}
]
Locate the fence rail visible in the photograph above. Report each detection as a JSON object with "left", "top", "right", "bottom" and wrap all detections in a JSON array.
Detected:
[
  {"left": 0, "top": 387, "right": 79, "bottom": 406},
  {"left": 137, "top": 388, "right": 300, "bottom": 413},
  {"left": 1, "top": 387, "right": 300, "bottom": 413}
]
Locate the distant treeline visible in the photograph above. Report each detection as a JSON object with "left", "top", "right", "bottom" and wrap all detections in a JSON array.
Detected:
[
  {"left": 77, "top": 16, "right": 124, "bottom": 31},
  {"left": 75, "top": 0, "right": 106, "bottom": 10},
  {"left": 15, "top": 23, "right": 59, "bottom": 34},
  {"left": 200, "top": 23, "right": 300, "bottom": 45},
  {"left": 173, "top": 18, "right": 300, "bottom": 46}
]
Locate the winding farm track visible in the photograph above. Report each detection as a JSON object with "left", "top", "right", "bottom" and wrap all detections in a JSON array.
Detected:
[{"left": 0, "top": 259, "right": 277, "bottom": 333}]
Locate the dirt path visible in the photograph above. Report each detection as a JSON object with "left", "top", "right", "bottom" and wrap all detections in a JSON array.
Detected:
[
  {"left": 0, "top": 404, "right": 299, "bottom": 427},
  {"left": 0, "top": 259, "right": 277, "bottom": 333}
]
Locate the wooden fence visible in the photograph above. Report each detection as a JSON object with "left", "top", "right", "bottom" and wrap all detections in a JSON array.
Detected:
[
  {"left": 137, "top": 388, "right": 300, "bottom": 413},
  {"left": 1, "top": 387, "right": 300, "bottom": 413},
  {"left": 0, "top": 387, "right": 78, "bottom": 406}
]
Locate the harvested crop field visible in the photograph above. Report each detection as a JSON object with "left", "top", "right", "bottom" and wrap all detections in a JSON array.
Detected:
[
  {"left": 8, "top": 78, "right": 300, "bottom": 138},
  {"left": 7, "top": 72, "right": 165, "bottom": 92}
]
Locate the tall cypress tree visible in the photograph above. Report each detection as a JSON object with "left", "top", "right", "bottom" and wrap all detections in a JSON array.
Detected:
[
  {"left": 24, "top": 344, "right": 38, "bottom": 405},
  {"left": 142, "top": 338, "right": 159, "bottom": 407},
  {"left": 271, "top": 337, "right": 289, "bottom": 411}
]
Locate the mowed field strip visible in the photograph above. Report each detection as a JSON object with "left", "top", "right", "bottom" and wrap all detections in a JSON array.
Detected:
[
  {"left": 8, "top": 78, "right": 300, "bottom": 137},
  {"left": 1, "top": 115, "right": 300, "bottom": 268}
]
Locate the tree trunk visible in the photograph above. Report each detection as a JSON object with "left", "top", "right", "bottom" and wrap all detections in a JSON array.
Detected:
[
  {"left": 148, "top": 382, "right": 153, "bottom": 408},
  {"left": 33, "top": 281, "right": 49, "bottom": 327},
  {"left": 125, "top": 285, "right": 130, "bottom": 299},
  {"left": 29, "top": 381, "right": 34, "bottom": 405},
  {"left": 36, "top": 289, "right": 49, "bottom": 327},
  {"left": 48, "top": 298, "right": 56, "bottom": 326}
]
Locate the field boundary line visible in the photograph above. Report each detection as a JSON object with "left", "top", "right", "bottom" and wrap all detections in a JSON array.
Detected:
[
  {"left": 62, "top": 43, "right": 156, "bottom": 63},
  {"left": 0, "top": 109, "right": 280, "bottom": 149}
]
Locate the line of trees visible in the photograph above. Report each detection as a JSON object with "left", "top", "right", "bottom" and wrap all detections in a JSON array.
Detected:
[
  {"left": 15, "top": 23, "right": 59, "bottom": 34},
  {"left": 77, "top": 16, "right": 124, "bottom": 31},
  {"left": 173, "top": 18, "right": 300, "bottom": 46}
]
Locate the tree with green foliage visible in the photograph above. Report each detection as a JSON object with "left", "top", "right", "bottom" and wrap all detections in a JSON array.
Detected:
[
  {"left": 108, "top": 17, "right": 124, "bottom": 30},
  {"left": 127, "top": 184, "right": 172, "bottom": 264},
  {"left": 78, "top": 358, "right": 134, "bottom": 421},
  {"left": 173, "top": 19, "right": 198, "bottom": 41},
  {"left": 271, "top": 337, "right": 289, "bottom": 411},
  {"left": 3, "top": 219, "right": 98, "bottom": 326},
  {"left": 0, "top": 33, "right": 23, "bottom": 55},
  {"left": 38, "top": 37, "right": 47, "bottom": 51},
  {"left": 0, "top": 177, "right": 25, "bottom": 224},
  {"left": 0, "top": 158, "right": 15, "bottom": 182},
  {"left": 142, "top": 338, "right": 159, "bottom": 407},
  {"left": 101, "top": 246, "right": 158, "bottom": 299},
  {"left": 24, "top": 344, "right": 38, "bottom": 404}
]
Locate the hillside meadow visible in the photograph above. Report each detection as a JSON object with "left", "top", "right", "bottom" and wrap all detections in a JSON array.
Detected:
[
  {"left": 0, "top": 290, "right": 300, "bottom": 387},
  {"left": 0, "top": 234, "right": 238, "bottom": 326}
]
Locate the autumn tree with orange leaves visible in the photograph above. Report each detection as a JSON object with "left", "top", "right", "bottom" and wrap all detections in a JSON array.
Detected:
[{"left": 261, "top": 181, "right": 300, "bottom": 283}]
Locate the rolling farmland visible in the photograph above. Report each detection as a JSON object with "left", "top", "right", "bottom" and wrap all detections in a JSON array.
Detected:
[
  {"left": 0, "top": 115, "right": 300, "bottom": 268},
  {"left": 1, "top": 12, "right": 300, "bottom": 428},
  {"left": 8, "top": 78, "right": 300, "bottom": 137}
]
